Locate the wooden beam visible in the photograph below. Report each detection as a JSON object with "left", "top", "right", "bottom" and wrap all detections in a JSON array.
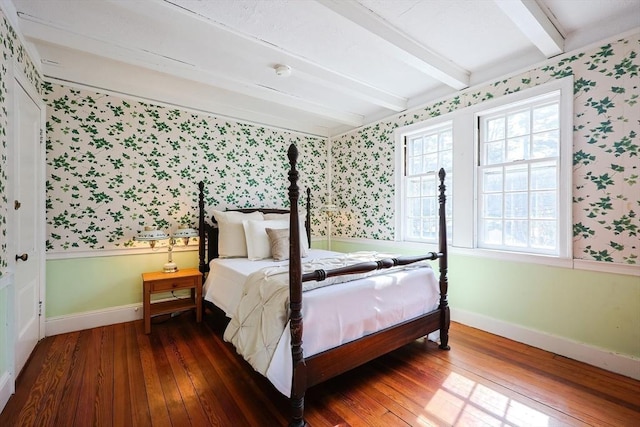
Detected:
[
  {"left": 494, "top": 0, "right": 564, "bottom": 57},
  {"left": 316, "top": 0, "right": 470, "bottom": 90}
]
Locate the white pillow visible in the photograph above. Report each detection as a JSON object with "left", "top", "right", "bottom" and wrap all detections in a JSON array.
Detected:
[
  {"left": 242, "top": 219, "right": 289, "bottom": 260},
  {"left": 212, "top": 210, "right": 264, "bottom": 257},
  {"left": 263, "top": 213, "right": 310, "bottom": 253}
]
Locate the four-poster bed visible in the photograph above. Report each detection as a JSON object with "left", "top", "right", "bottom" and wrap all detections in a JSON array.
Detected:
[{"left": 198, "top": 143, "right": 450, "bottom": 426}]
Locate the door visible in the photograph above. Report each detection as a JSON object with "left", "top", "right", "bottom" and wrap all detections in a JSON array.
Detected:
[{"left": 11, "top": 74, "right": 45, "bottom": 376}]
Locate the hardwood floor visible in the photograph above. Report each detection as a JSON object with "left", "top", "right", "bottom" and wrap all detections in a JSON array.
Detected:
[{"left": 1, "top": 311, "right": 639, "bottom": 426}]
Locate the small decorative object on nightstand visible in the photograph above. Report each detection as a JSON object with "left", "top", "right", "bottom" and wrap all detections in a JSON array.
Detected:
[
  {"left": 142, "top": 268, "right": 202, "bottom": 334},
  {"left": 135, "top": 225, "right": 198, "bottom": 273}
]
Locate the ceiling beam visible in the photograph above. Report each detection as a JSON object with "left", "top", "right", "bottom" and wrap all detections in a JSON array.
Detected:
[
  {"left": 315, "top": 0, "right": 469, "bottom": 90},
  {"left": 494, "top": 0, "right": 564, "bottom": 57}
]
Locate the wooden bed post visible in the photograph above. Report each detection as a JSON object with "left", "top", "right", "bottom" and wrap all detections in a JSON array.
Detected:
[
  {"left": 306, "top": 187, "right": 311, "bottom": 247},
  {"left": 198, "top": 181, "right": 206, "bottom": 275},
  {"left": 287, "top": 144, "right": 307, "bottom": 427},
  {"left": 437, "top": 168, "right": 451, "bottom": 350}
]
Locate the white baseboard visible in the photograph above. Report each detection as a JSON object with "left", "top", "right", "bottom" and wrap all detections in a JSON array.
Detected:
[
  {"left": 451, "top": 308, "right": 640, "bottom": 381},
  {"left": 0, "top": 370, "right": 14, "bottom": 416},
  {"left": 45, "top": 303, "right": 143, "bottom": 336}
]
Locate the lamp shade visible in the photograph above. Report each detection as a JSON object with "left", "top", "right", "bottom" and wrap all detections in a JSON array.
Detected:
[
  {"left": 172, "top": 227, "right": 198, "bottom": 239},
  {"left": 136, "top": 226, "right": 169, "bottom": 242}
]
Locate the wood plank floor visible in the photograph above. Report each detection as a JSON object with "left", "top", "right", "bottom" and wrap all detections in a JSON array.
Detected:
[{"left": 1, "top": 310, "right": 639, "bottom": 426}]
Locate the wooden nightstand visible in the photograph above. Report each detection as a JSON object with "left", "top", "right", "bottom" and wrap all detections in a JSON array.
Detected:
[{"left": 142, "top": 268, "right": 202, "bottom": 334}]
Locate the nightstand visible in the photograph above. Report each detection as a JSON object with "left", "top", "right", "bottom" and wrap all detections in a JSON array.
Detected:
[{"left": 142, "top": 268, "right": 202, "bottom": 334}]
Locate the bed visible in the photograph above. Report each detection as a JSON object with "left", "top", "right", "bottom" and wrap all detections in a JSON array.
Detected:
[{"left": 198, "top": 143, "right": 450, "bottom": 427}]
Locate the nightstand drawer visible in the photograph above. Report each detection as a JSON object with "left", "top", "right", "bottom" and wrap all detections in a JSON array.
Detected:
[{"left": 149, "top": 276, "right": 195, "bottom": 292}]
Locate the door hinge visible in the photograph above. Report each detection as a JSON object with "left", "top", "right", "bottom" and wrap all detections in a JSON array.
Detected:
[
  {"left": 40, "top": 128, "right": 44, "bottom": 144},
  {"left": 38, "top": 301, "right": 42, "bottom": 317}
]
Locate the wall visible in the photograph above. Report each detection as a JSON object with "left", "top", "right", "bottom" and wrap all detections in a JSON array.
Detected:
[
  {"left": 44, "top": 83, "right": 329, "bottom": 322},
  {"left": 330, "top": 34, "right": 640, "bottom": 367}
]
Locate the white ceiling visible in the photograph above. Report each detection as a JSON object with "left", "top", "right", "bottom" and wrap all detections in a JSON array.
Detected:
[{"left": 6, "top": 0, "right": 640, "bottom": 137}]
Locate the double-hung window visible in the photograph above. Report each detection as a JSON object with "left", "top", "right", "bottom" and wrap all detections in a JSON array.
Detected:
[
  {"left": 477, "top": 92, "right": 562, "bottom": 255},
  {"left": 402, "top": 122, "right": 453, "bottom": 243}
]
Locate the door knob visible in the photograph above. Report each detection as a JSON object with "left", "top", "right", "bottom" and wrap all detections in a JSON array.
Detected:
[{"left": 16, "top": 253, "right": 28, "bottom": 262}]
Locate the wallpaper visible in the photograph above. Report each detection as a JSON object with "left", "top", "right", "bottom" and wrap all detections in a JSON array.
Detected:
[
  {"left": 331, "top": 35, "right": 639, "bottom": 265},
  {"left": 0, "top": 12, "right": 42, "bottom": 276},
  {"left": 44, "top": 85, "right": 328, "bottom": 252}
]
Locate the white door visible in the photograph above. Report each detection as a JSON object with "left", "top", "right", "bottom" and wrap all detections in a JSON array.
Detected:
[{"left": 11, "top": 75, "right": 44, "bottom": 376}]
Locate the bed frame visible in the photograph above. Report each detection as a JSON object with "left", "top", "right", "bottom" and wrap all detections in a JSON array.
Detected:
[{"left": 198, "top": 143, "right": 450, "bottom": 427}]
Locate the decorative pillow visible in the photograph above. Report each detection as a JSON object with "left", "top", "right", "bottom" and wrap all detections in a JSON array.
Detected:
[
  {"left": 263, "top": 213, "right": 310, "bottom": 253},
  {"left": 266, "top": 228, "right": 290, "bottom": 261},
  {"left": 212, "top": 210, "right": 264, "bottom": 257},
  {"left": 243, "top": 219, "right": 289, "bottom": 260}
]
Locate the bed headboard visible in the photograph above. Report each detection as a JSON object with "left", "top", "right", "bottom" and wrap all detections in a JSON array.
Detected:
[{"left": 197, "top": 182, "right": 312, "bottom": 274}]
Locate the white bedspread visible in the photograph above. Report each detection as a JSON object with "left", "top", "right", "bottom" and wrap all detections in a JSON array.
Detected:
[{"left": 203, "top": 249, "right": 440, "bottom": 396}]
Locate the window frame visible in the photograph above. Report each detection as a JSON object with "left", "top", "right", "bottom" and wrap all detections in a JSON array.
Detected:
[
  {"left": 476, "top": 90, "right": 563, "bottom": 256},
  {"left": 402, "top": 121, "right": 453, "bottom": 244},
  {"left": 395, "top": 77, "right": 573, "bottom": 265}
]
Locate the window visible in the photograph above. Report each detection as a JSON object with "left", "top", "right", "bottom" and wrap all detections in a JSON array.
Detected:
[
  {"left": 395, "top": 77, "right": 572, "bottom": 263},
  {"left": 401, "top": 122, "right": 453, "bottom": 244},
  {"left": 477, "top": 93, "right": 561, "bottom": 255}
]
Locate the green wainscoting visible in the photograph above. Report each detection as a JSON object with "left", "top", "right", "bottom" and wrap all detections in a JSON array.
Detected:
[{"left": 46, "top": 251, "right": 199, "bottom": 318}]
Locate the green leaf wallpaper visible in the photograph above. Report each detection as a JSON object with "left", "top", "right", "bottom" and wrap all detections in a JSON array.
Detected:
[
  {"left": 43, "top": 85, "right": 328, "bottom": 252},
  {"left": 331, "top": 35, "right": 639, "bottom": 264},
  {"left": 0, "top": 12, "right": 42, "bottom": 276}
]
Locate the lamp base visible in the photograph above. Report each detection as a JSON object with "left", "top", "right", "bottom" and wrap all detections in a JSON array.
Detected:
[{"left": 163, "top": 262, "right": 178, "bottom": 273}]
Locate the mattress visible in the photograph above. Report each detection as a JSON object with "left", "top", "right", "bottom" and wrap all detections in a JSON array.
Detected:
[{"left": 203, "top": 249, "right": 440, "bottom": 396}]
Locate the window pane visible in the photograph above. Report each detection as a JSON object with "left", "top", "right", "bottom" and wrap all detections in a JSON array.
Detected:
[
  {"left": 531, "top": 220, "right": 557, "bottom": 249},
  {"left": 506, "top": 136, "right": 530, "bottom": 161},
  {"left": 422, "top": 219, "right": 437, "bottom": 240},
  {"left": 485, "top": 141, "right": 504, "bottom": 164},
  {"left": 505, "top": 193, "right": 528, "bottom": 218},
  {"left": 408, "top": 198, "right": 421, "bottom": 216},
  {"left": 531, "top": 162, "right": 556, "bottom": 190},
  {"left": 532, "top": 131, "right": 558, "bottom": 158},
  {"left": 483, "top": 220, "right": 502, "bottom": 245},
  {"left": 531, "top": 191, "right": 556, "bottom": 219},
  {"left": 423, "top": 153, "right": 438, "bottom": 173},
  {"left": 485, "top": 117, "right": 505, "bottom": 141},
  {"left": 421, "top": 175, "right": 436, "bottom": 196},
  {"left": 483, "top": 194, "right": 503, "bottom": 218},
  {"left": 440, "top": 150, "right": 453, "bottom": 170},
  {"left": 409, "top": 137, "right": 422, "bottom": 156},
  {"left": 533, "top": 103, "right": 559, "bottom": 132},
  {"left": 440, "top": 130, "right": 453, "bottom": 150},
  {"left": 407, "top": 218, "right": 421, "bottom": 239},
  {"left": 407, "top": 177, "right": 420, "bottom": 196},
  {"left": 505, "top": 165, "right": 528, "bottom": 191},
  {"left": 422, "top": 197, "right": 436, "bottom": 216},
  {"left": 483, "top": 168, "right": 503, "bottom": 192},
  {"left": 505, "top": 220, "right": 528, "bottom": 247},
  {"left": 424, "top": 134, "right": 438, "bottom": 153},
  {"left": 410, "top": 156, "right": 422, "bottom": 175},
  {"left": 507, "top": 110, "right": 530, "bottom": 137}
]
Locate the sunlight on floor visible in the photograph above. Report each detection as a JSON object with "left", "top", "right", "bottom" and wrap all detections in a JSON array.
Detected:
[{"left": 417, "top": 372, "right": 551, "bottom": 426}]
